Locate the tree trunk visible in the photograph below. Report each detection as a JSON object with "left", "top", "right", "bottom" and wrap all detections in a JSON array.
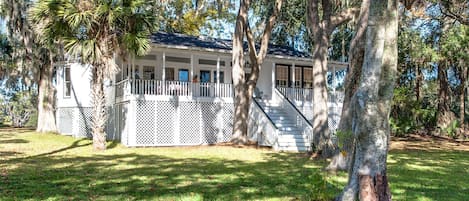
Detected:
[
  {"left": 328, "top": 0, "right": 370, "bottom": 172},
  {"left": 458, "top": 65, "right": 467, "bottom": 129},
  {"left": 416, "top": 63, "right": 422, "bottom": 101},
  {"left": 339, "top": 0, "right": 397, "bottom": 200},
  {"left": 437, "top": 61, "right": 454, "bottom": 130},
  {"left": 91, "top": 66, "right": 107, "bottom": 150},
  {"left": 36, "top": 59, "right": 58, "bottom": 133},
  {"left": 311, "top": 33, "right": 335, "bottom": 157},
  {"left": 306, "top": 0, "right": 360, "bottom": 158},
  {"left": 231, "top": 0, "right": 250, "bottom": 144}
]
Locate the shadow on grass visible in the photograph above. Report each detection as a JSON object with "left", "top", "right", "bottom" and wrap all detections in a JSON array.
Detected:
[
  {"left": 0, "top": 140, "right": 341, "bottom": 200},
  {"left": 0, "top": 139, "right": 29, "bottom": 144},
  {"left": 387, "top": 150, "right": 469, "bottom": 200}
]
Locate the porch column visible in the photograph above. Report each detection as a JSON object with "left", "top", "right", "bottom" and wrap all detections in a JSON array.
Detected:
[
  {"left": 216, "top": 56, "right": 220, "bottom": 96},
  {"left": 292, "top": 62, "right": 296, "bottom": 88},
  {"left": 190, "top": 54, "right": 194, "bottom": 96},
  {"left": 162, "top": 51, "right": 166, "bottom": 81},
  {"left": 272, "top": 62, "right": 276, "bottom": 101},
  {"left": 131, "top": 54, "right": 135, "bottom": 94},
  {"left": 162, "top": 51, "right": 166, "bottom": 95},
  {"left": 131, "top": 54, "right": 135, "bottom": 80},
  {"left": 126, "top": 54, "right": 130, "bottom": 79}
]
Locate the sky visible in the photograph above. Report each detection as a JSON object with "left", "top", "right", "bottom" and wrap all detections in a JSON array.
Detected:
[{"left": 0, "top": 19, "right": 5, "bottom": 34}]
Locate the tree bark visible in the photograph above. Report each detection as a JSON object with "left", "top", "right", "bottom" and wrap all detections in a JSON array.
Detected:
[
  {"left": 458, "top": 64, "right": 467, "bottom": 130},
  {"left": 231, "top": 0, "right": 250, "bottom": 144},
  {"left": 328, "top": 0, "right": 370, "bottom": 172},
  {"left": 231, "top": 0, "right": 283, "bottom": 144},
  {"left": 416, "top": 63, "right": 422, "bottom": 101},
  {"left": 91, "top": 65, "right": 107, "bottom": 150},
  {"left": 339, "top": 0, "right": 397, "bottom": 200},
  {"left": 36, "top": 56, "right": 58, "bottom": 133},
  {"left": 311, "top": 33, "right": 335, "bottom": 157},
  {"left": 306, "top": 0, "right": 360, "bottom": 158},
  {"left": 437, "top": 61, "right": 454, "bottom": 130}
]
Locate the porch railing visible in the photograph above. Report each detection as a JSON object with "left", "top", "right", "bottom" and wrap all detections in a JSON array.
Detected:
[
  {"left": 276, "top": 86, "right": 345, "bottom": 103},
  {"left": 276, "top": 86, "right": 344, "bottom": 133},
  {"left": 115, "top": 79, "right": 233, "bottom": 98}
]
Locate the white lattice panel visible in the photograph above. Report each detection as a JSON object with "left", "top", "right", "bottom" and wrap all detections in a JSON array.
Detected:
[
  {"left": 116, "top": 103, "right": 129, "bottom": 145},
  {"left": 155, "top": 101, "right": 177, "bottom": 145},
  {"left": 221, "top": 103, "right": 234, "bottom": 142},
  {"left": 200, "top": 102, "right": 219, "bottom": 144},
  {"left": 57, "top": 108, "right": 75, "bottom": 134},
  {"left": 135, "top": 101, "right": 156, "bottom": 145},
  {"left": 76, "top": 107, "right": 93, "bottom": 138},
  {"left": 179, "top": 102, "right": 201, "bottom": 144},
  {"left": 106, "top": 106, "right": 116, "bottom": 140}
]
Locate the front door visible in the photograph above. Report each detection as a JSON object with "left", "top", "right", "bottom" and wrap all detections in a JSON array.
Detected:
[{"left": 200, "top": 70, "right": 211, "bottom": 96}]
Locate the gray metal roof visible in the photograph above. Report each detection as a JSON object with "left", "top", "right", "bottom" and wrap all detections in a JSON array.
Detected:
[{"left": 150, "top": 31, "right": 310, "bottom": 58}]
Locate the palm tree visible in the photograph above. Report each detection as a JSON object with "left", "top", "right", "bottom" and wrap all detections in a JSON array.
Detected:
[{"left": 30, "top": 0, "right": 156, "bottom": 150}]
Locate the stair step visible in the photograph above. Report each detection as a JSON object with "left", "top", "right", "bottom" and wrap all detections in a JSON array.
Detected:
[
  {"left": 278, "top": 127, "right": 300, "bottom": 132},
  {"left": 278, "top": 135, "right": 309, "bottom": 140},
  {"left": 278, "top": 138, "right": 309, "bottom": 144},
  {"left": 274, "top": 123, "right": 297, "bottom": 127},
  {"left": 277, "top": 145, "right": 311, "bottom": 152}
]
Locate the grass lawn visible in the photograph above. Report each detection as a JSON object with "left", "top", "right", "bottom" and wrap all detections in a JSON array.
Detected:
[{"left": 1, "top": 127, "right": 468, "bottom": 201}]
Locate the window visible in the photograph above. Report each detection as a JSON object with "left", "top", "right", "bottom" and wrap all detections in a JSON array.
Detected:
[
  {"left": 133, "top": 65, "right": 141, "bottom": 79},
  {"left": 214, "top": 71, "right": 224, "bottom": 83},
  {"left": 200, "top": 70, "right": 211, "bottom": 83},
  {"left": 293, "top": 66, "right": 302, "bottom": 88},
  {"left": 165, "top": 68, "right": 175, "bottom": 80},
  {"left": 178, "top": 69, "right": 189, "bottom": 82},
  {"left": 275, "top": 65, "right": 289, "bottom": 87},
  {"left": 143, "top": 66, "right": 155, "bottom": 80},
  {"left": 303, "top": 67, "right": 313, "bottom": 88},
  {"left": 64, "top": 66, "right": 71, "bottom": 97}
]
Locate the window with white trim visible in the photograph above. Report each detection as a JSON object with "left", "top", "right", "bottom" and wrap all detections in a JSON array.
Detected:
[{"left": 64, "top": 66, "right": 71, "bottom": 97}]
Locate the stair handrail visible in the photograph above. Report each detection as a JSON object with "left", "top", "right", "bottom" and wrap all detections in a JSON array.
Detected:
[
  {"left": 273, "top": 87, "right": 314, "bottom": 148},
  {"left": 274, "top": 87, "right": 313, "bottom": 128},
  {"left": 252, "top": 98, "right": 278, "bottom": 130}
]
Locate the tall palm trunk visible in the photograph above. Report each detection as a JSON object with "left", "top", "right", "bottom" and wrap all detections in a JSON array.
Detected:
[
  {"left": 91, "top": 65, "right": 107, "bottom": 150},
  {"left": 36, "top": 57, "right": 58, "bottom": 133},
  {"left": 339, "top": 0, "right": 397, "bottom": 200}
]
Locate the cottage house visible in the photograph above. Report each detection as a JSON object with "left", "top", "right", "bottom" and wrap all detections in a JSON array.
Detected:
[{"left": 56, "top": 32, "right": 347, "bottom": 151}]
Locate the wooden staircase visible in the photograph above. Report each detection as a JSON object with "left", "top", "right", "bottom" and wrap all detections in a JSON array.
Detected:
[{"left": 257, "top": 100, "right": 311, "bottom": 152}]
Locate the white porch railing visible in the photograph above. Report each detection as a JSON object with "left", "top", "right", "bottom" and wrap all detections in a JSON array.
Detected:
[
  {"left": 276, "top": 86, "right": 345, "bottom": 103},
  {"left": 115, "top": 79, "right": 233, "bottom": 98},
  {"left": 276, "top": 86, "right": 344, "bottom": 132}
]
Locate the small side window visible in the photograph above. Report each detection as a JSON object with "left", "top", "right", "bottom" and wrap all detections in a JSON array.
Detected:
[{"left": 64, "top": 66, "right": 71, "bottom": 98}]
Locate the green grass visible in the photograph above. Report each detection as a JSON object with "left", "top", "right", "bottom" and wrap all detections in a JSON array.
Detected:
[{"left": 1, "top": 128, "right": 468, "bottom": 201}]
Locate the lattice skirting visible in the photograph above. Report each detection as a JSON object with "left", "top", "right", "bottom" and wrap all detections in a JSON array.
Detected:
[
  {"left": 294, "top": 103, "right": 343, "bottom": 133},
  {"left": 57, "top": 100, "right": 234, "bottom": 147},
  {"left": 56, "top": 107, "right": 93, "bottom": 138},
  {"left": 128, "top": 100, "right": 234, "bottom": 146}
]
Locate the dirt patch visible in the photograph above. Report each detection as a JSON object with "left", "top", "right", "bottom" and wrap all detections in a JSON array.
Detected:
[{"left": 390, "top": 134, "right": 469, "bottom": 151}]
